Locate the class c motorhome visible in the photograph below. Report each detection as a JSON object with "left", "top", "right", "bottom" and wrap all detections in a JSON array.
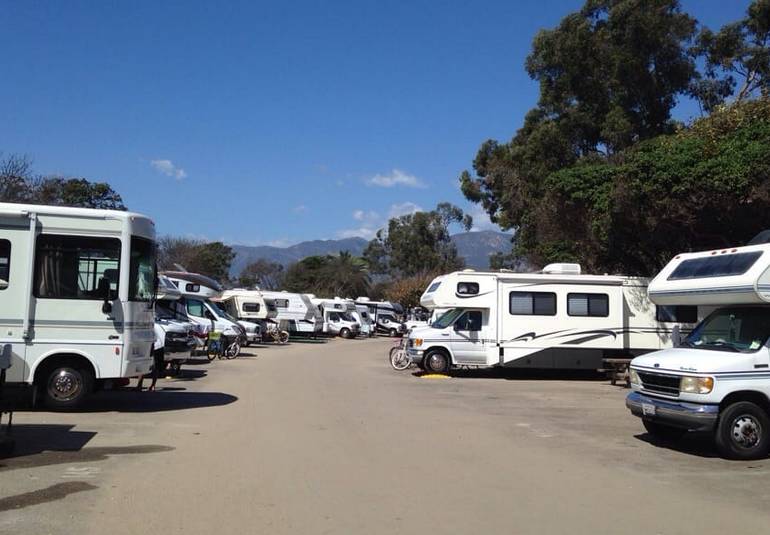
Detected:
[
  {"left": 154, "top": 275, "right": 196, "bottom": 372},
  {"left": 407, "top": 264, "right": 701, "bottom": 374},
  {"left": 217, "top": 288, "right": 277, "bottom": 332},
  {"left": 0, "top": 203, "right": 156, "bottom": 409},
  {"left": 259, "top": 291, "right": 323, "bottom": 335},
  {"left": 626, "top": 242, "right": 770, "bottom": 459},
  {"left": 355, "top": 298, "right": 406, "bottom": 336},
  {"left": 310, "top": 297, "right": 360, "bottom": 338}
]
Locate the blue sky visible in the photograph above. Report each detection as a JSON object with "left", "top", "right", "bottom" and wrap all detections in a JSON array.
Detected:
[{"left": 0, "top": 0, "right": 751, "bottom": 246}]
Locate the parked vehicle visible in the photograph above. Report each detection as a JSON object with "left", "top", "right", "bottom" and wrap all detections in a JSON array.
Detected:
[
  {"left": 407, "top": 264, "right": 702, "bottom": 374},
  {"left": 163, "top": 271, "right": 249, "bottom": 354},
  {"left": 260, "top": 291, "right": 323, "bottom": 335},
  {"left": 0, "top": 203, "right": 156, "bottom": 409},
  {"left": 354, "top": 304, "right": 375, "bottom": 337},
  {"left": 356, "top": 298, "right": 406, "bottom": 336},
  {"left": 626, "top": 242, "right": 770, "bottom": 459},
  {"left": 154, "top": 275, "right": 196, "bottom": 373},
  {"left": 310, "top": 297, "right": 361, "bottom": 338}
]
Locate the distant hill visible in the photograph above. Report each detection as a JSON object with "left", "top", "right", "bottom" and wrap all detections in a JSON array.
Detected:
[{"left": 229, "top": 231, "right": 512, "bottom": 277}]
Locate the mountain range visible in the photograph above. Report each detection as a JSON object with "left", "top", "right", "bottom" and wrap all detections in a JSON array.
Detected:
[{"left": 229, "top": 230, "right": 512, "bottom": 277}]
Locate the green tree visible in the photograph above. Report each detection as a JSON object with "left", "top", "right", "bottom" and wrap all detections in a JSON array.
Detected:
[
  {"left": 158, "top": 237, "right": 235, "bottom": 282},
  {"left": 383, "top": 272, "right": 438, "bottom": 309},
  {"left": 283, "top": 252, "right": 370, "bottom": 297},
  {"left": 238, "top": 259, "right": 284, "bottom": 290},
  {"left": 363, "top": 203, "right": 472, "bottom": 277}
]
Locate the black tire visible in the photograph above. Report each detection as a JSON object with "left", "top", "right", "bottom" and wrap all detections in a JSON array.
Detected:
[
  {"left": 389, "top": 328, "right": 397, "bottom": 337},
  {"left": 339, "top": 328, "right": 350, "bottom": 339},
  {"left": 642, "top": 419, "right": 686, "bottom": 442},
  {"left": 40, "top": 362, "right": 94, "bottom": 410},
  {"left": 278, "top": 331, "right": 290, "bottom": 344},
  {"left": 715, "top": 402, "right": 770, "bottom": 460},
  {"left": 423, "top": 349, "right": 450, "bottom": 374}
]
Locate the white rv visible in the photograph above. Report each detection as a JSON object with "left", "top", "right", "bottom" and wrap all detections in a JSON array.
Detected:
[
  {"left": 162, "top": 272, "right": 254, "bottom": 346},
  {"left": 355, "top": 298, "right": 406, "bottom": 336},
  {"left": 218, "top": 288, "right": 277, "bottom": 331},
  {"left": 354, "top": 304, "right": 375, "bottom": 337},
  {"left": 626, "top": 243, "right": 770, "bottom": 459},
  {"left": 0, "top": 203, "right": 156, "bottom": 409},
  {"left": 154, "top": 275, "right": 196, "bottom": 371},
  {"left": 310, "top": 297, "right": 361, "bottom": 338},
  {"left": 407, "top": 265, "right": 700, "bottom": 374},
  {"left": 260, "top": 291, "right": 323, "bottom": 335}
]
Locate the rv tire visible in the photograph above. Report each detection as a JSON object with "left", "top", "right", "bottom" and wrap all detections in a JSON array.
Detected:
[
  {"left": 424, "top": 348, "right": 450, "bottom": 374},
  {"left": 39, "top": 360, "right": 94, "bottom": 410},
  {"left": 715, "top": 401, "right": 770, "bottom": 460},
  {"left": 389, "top": 328, "right": 397, "bottom": 337}
]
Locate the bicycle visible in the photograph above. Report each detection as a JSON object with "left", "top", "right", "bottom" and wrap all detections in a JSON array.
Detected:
[
  {"left": 207, "top": 331, "right": 241, "bottom": 360},
  {"left": 389, "top": 337, "right": 411, "bottom": 371},
  {"left": 262, "top": 322, "right": 290, "bottom": 344}
]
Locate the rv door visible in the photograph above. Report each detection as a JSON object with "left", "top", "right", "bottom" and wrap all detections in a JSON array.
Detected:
[
  {"left": 449, "top": 310, "right": 486, "bottom": 364},
  {"left": 0, "top": 220, "right": 29, "bottom": 382}
]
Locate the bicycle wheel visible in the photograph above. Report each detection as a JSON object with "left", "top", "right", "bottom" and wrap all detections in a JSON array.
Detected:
[
  {"left": 389, "top": 347, "right": 411, "bottom": 371},
  {"left": 225, "top": 341, "right": 240, "bottom": 359},
  {"left": 278, "top": 331, "right": 290, "bottom": 344}
]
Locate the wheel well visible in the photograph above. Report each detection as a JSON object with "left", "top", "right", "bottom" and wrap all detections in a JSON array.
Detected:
[
  {"left": 720, "top": 391, "right": 770, "bottom": 413},
  {"left": 33, "top": 353, "right": 96, "bottom": 385},
  {"left": 424, "top": 346, "right": 452, "bottom": 363}
]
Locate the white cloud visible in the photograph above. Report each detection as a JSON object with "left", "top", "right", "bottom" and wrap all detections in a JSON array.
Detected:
[
  {"left": 293, "top": 204, "right": 307, "bottom": 214},
  {"left": 467, "top": 204, "right": 509, "bottom": 232},
  {"left": 365, "top": 169, "right": 426, "bottom": 189},
  {"left": 388, "top": 201, "right": 422, "bottom": 218},
  {"left": 336, "top": 227, "right": 379, "bottom": 240},
  {"left": 150, "top": 159, "right": 187, "bottom": 180},
  {"left": 353, "top": 209, "right": 379, "bottom": 222}
]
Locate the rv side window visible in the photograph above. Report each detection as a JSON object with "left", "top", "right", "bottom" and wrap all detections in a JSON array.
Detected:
[
  {"left": 275, "top": 299, "right": 289, "bottom": 308},
  {"left": 34, "top": 234, "right": 120, "bottom": 299},
  {"left": 185, "top": 283, "right": 200, "bottom": 293},
  {"left": 0, "top": 240, "right": 10, "bottom": 289},
  {"left": 509, "top": 292, "right": 556, "bottom": 316},
  {"left": 455, "top": 311, "right": 482, "bottom": 331},
  {"left": 242, "top": 302, "right": 260, "bottom": 313},
  {"left": 668, "top": 251, "right": 763, "bottom": 280},
  {"left": 656, "top": 305, "right": 698, "bottom": 324},
  {"left": 568, "top": 293, "right": 609, "bottom": 317},
  {"left": 329, "top": 312, "right": 341, "bottom": 322},
  {"left": 426, "top": 281, "right": 441, "bottom": 293},
  {"left": 457, "top": 282, "right": 479, "bottom": 295},
  {"left": 186, "top": 299, "right": 206, "bottom": 318}
]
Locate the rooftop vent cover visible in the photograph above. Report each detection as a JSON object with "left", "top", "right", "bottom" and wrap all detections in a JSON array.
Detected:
[{"left": 542, "top": 263, "right": 582, "bottom": 275}]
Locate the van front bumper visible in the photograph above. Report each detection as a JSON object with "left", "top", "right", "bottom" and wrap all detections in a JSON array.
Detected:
[{"left": 626, "top": 391, "right": 719, "bottom": 432}]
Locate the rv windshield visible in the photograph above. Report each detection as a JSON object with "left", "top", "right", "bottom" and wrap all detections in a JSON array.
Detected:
[
  {"left": 682, "top": 307, "right": 770, "bottom": 353},
  {"left": 130, "top": 237, "right": 156, "bottom": 302},
  {"left": 341, "top": 312, "right": 355, "bottom": 322},
  {"left": 213, "top": 301, "right": 239, "bottom": 322},
  {"left": 432, "top": 308, "right": 464, "bottom": 329}
]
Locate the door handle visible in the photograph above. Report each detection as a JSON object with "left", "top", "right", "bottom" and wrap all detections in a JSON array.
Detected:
[
  {"left": 108, "top": 335, "right": 119, "bottom": 340},
  {"left": 441, "top": 332, "right": 449, "bottom": 336}
]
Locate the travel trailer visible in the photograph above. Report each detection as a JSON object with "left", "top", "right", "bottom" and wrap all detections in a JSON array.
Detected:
[
  {"left": 354, "top": 304, "right": 375, "bottom": 337},
  {"left": 626, "top": 243, "right": 770, "bottom": 459},
  {"left": 162, "top": 272, "right": 254, "bottom": 348},
  {"left": 260, "top": 291, "right": 323, "bottom": 335},
  {"left": 0, "top": 203, "right": 156, "bottom": 409},
  {"left": 407, "top": 265, "right": 700, "bottom": 374},
  {"left": 310, "top": 297, "right": 360, "bottom": 338},
  {"left": 355, "top": 298, "right": 406, "bottom": 336},
  {"left": 154, "top": 275, "right": 196, "bottom": 372}
]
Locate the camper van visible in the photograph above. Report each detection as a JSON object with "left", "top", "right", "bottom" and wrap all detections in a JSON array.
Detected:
[
  {"left": 0, "top": 203, "right": 156, "bottom": 409},
  {"left": 355, "top": 298, "right": 406, "bottom": 336},
  {"left": 162, "top": 272, "right": 254, "bottom": 347},
  {"left": 626, "top": 243, "right": 770, "bottom": 460},
  {"left": 260, "top": 291, "right": 323, "bottom": 335},
  {"left": 311, "top": 297, "right": 360, "bottom": 338},
  {"left": 154, "top": 275, "right": 196, "bottom": 372},
  {"left": 407, "top": 265, "right": 700, "bottom": 374}
]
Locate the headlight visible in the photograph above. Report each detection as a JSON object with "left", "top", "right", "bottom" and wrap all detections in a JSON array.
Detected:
[
  {"left": 413, "top": 338, "right": 423, "bottom": 347},
  {"left": 680, "top": 375, "right": 714, "bottom": 394},
  {"left": 629, "top": 368, "right": 640, "bottom": 386}
]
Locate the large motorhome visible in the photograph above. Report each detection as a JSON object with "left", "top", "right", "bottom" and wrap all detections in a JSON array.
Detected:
[
  {"left": 162, "top": 271, "right": 255, "bottom": 345},
  {"left": 0, "top": 203, "right": 156, "bottom": 409},
  {"left": 407, "top": 264, "right": 701, "bottom": 374},
  {"left": 310, "top": 297, "right": 360, "bottom": 338},
  {"left": 626, "top": 242, "right": 770, "bottom": 460},
  {"left": 355, "top": 298, "right": 406, "bottom": 336},
  {"left": 260, "top": 291, "right": 323, "bottom": 335}
]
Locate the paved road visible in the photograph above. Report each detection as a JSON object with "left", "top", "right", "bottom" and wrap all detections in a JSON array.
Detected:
[{"left": 2, "top": 337, "right": 769, "bottom": 534}]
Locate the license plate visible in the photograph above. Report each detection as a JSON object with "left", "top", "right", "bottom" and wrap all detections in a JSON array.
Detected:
[{"left": 642, "top": 403, "right": 656, "bottom": 416}]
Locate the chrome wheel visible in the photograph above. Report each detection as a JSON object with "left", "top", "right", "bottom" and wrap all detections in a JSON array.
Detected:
[
  {"left": 731, "top": 415, "right": 762, "bottom": 449},
  {"left": 47, "top": 367, "right": 83, "bottom": 402},
  {"left": 425, "top": 351, "right": 449, "bottom": 373}
]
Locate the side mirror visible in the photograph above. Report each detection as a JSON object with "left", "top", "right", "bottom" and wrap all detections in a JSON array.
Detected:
[
  {"left": 98, "top": 277, "right": 113, "bottom": 314},
  {"left": 0, "top": 279, "right": 8, "bottom": 290}
]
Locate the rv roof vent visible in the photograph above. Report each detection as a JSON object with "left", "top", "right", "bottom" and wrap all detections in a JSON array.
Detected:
[
  {"left": 462, "top": 269, "right": 475, "bottom": 272},
  {"left": 542, "top": 263, "right": 581, "bottom": 275}
]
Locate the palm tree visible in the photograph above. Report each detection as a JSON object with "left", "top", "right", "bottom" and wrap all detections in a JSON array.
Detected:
[{"left": 324, "top": 251, "right": 371, "bottom": 297}]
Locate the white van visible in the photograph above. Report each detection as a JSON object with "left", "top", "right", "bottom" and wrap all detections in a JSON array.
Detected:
[
  {"left": 310, "top": 297, "right": 360, "bottom": 338},
  {"left": 406, "top": 265, "right": 700, "bottom": 374},
  {"left": 626, "top": 243, "right": 770, "bottom": 459},
  {"left": 0, "top": 203, "right": 156, "bottom": 409},
  {"left": 162, "top": 272, "right": 252, "bottom": 346},
  {"left": 260, "top": 291, "right": 323, "bottom": 335}
]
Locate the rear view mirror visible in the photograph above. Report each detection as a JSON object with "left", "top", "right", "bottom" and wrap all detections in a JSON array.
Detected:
[
  {"left": 0, "top": 279, "right": 8, "bottom": 290},
  {"left": 98, "top": 277, "right": 113, "bottom": 314}
]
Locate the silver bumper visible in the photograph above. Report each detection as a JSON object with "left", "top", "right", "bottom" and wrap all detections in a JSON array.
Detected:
[{"left": 626, "top": 391, "right": 719, "bottom": 432}]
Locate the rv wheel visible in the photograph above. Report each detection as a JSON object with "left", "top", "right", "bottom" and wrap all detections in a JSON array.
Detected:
[
  {"left": 389, "top": 328, "right": 397, "bottom": 337},
  {"left": 40, "top": 363, "right": 94, "bottom": 410},
  {"left": 715, "top": 402, "right": 770, "bottom": 460},
  {"left": 339, "top": 328, "right": 351, "bottom": 339},
  {"left": 424, "top": 349, "right": 450, "bottom": 374}
]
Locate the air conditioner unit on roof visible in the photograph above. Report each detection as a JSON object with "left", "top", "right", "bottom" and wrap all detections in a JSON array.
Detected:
[{"left": 542, "top": 263, "right": 581, "bottom": 275}]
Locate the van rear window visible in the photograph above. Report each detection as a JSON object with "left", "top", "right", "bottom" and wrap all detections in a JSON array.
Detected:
[{"left": 668, "top": 251, "right": 762, "bottom": 280}]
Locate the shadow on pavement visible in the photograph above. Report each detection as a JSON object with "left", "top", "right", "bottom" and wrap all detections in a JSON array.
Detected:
[
  {"left": 0, "top": 481, "right": 98, "bottom": 511},
  {"left": 0, "top": 424, "right": 174, "bottom": 471},
  {"left": 633, "top": 432, "right": 721, "bottom": 459},
  {"left": 12, "top": 390, "right": 238, "bottom": 414},
  {"left": 412, "top": 367, "right": 606, "bottom": 382}
]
